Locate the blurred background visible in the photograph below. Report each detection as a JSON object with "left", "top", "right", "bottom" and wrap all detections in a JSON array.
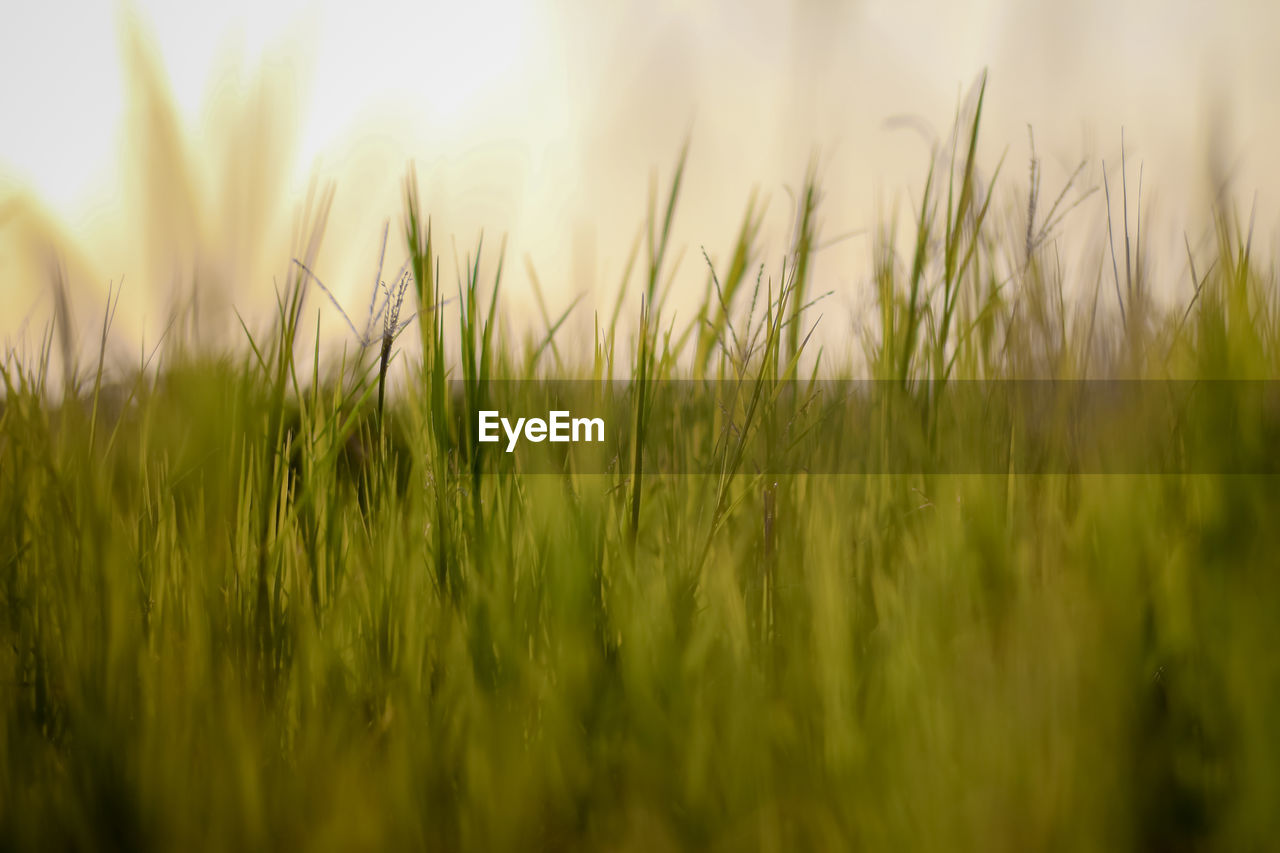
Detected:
[{"left": 2, "top": 0, "right": 1278, "bottom": 370}]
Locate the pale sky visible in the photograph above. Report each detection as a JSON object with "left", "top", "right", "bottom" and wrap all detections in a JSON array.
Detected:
[{"left": 2, "top": 0, "right": 1277, "bottom": 362}]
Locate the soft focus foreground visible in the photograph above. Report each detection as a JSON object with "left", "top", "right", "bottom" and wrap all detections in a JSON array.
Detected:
[{"left": 3, "top": 86, "right": 1280, "bottom": 852}]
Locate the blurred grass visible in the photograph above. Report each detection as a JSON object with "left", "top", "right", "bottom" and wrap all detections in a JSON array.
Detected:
[{"left": 3, "top": 85, "right": 1280, "bottom": 852}]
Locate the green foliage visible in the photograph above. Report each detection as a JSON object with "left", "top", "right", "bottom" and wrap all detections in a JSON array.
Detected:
[{"left": 3, "top": 94, "right": 1280, "bottom": 851}]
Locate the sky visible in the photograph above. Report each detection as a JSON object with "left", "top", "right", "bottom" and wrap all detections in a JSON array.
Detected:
[{"left": 2, "top": 0, "right": 1278, "bottom": 363}]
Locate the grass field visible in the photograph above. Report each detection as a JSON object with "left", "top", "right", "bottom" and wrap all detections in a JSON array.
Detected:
[{"left": 3, "top": 83, "right": 1280, "bottom": 851}]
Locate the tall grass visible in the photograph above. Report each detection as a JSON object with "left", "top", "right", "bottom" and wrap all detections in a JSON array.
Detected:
[{"left": 2, "top": 83, "right": 1280, "bottom": 852}]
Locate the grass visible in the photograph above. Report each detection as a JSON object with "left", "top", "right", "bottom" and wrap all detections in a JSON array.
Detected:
[{"left": 3, "top": 81, "right": 1280, "bottom": 851}]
